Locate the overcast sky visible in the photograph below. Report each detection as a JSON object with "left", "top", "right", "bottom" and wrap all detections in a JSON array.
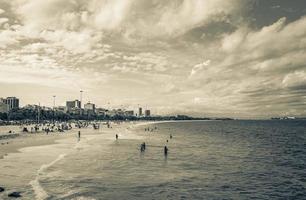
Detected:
[{"left": 0, "top": 0, "right": 306, "bottom": 118}]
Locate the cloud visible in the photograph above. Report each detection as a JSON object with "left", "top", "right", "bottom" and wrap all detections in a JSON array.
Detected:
[
  {"left": 11, "top": 0, "right": 243, "bottom": 38},
  {"left": 1, "top": 1, "right": 306, "bottom": 117},
  {"left": 0, "top": 17, "right": 8, "bottom": 24},
  {"left": 171, "top": 16, "right": 306, "bottom": 117},
  {"left": 0, "top": 29, "right": 20, "bottom": 48},
  {"left": 190, "top": 60, "right": 211, "bottom": 77},
  {"left": 282, "top": 71, "right": 306, "bottom": 89}
]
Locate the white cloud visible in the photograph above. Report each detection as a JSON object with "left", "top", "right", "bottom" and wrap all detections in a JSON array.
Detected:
[
  {"left": 282, "top": 71, "right": 306, "bottom": 88},
  {"left": 1, "top": 1, "right": 306, "bottom": 117},
  {"left": 0, "top": 29, "right": 20, "bottom": 48},
  {"left": 190, "top": 60, "right": 211, "bottom": 77},
  {"left": 0, "top": 17, "right": 8, "bottom": 25},
  {"left": 11, "top": 0, "right": 243, "bottom": 38}
]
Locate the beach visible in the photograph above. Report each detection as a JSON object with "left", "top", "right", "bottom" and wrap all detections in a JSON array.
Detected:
[
  {"left": 0, "top": 120, "right": 148, "bottom": 199},
  {"left": 0, "top": 120, "right": 306, "bottom": 200}
]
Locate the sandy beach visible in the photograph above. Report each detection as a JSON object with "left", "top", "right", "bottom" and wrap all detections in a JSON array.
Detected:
[
  {"left": 0, "top": 129, "right": 76, "bottom": 159},
  {"left": 0, "top": 120, "right": 150, "bottom": 199}
]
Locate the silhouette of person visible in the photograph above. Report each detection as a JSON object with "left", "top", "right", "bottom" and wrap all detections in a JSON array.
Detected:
[
  {"left": 164, "top": 146, "right": 168, "bottom": 156},
  {"left": 140, "top": 142, "right": 146, "bottom": 152},
  {"left": 78, "top": 131, "right": 81, "bottom": 141},
  {"left": 116, "top": 134, "right": 118, "bottom": 140}
]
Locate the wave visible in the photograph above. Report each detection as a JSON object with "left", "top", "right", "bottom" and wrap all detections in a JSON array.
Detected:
[{"left": 30, "top": 154, "right": 66, "bottom": 200}]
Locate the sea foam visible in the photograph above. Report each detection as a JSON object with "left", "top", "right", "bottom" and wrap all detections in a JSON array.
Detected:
[{"left": 30, "top": 153, "right": 66, "bottom": 200}]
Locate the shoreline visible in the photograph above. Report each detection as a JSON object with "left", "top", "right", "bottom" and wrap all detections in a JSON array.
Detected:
[
  {"left": 0, "top": 131, "right": 76, "bottom": 159},
  {"left": 0, "top": 121, "right": 156, "bottom": 160}
]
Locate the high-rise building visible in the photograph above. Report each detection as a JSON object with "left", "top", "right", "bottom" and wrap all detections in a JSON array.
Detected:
[
  {"left": 138, "top": 107, "right": 143, "bottom": 117},
  {"left": 4, "top": 97, "right": 19, "bottom": 110},
  {"left": 66, "top": 100, "right": 81, "bottom": 110},
  {"left": 145, "top": 110, "right": 151, "bottom": 117}
]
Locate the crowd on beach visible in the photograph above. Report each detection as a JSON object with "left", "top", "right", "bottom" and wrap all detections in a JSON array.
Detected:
[{"left": 0, "top": 121, "right": 105, "bottom": 146}]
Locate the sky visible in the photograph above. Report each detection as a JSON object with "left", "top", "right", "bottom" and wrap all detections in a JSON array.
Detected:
[{"left": 0, "top": 0, "right": 306, "bottom": 118}]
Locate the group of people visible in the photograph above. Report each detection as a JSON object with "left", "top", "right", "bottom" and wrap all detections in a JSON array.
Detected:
[
  {"left": 115, "top": 130, "right": 173, "bottom": 156},
  {"left": 76, "top": 124, "right": 173, "bottom": 157},
  {"left": 21, "top": 122, "right": 73, "bottom": 134},
  {"left": 144, "top": 127, "right": 158, "bottom": 132}
]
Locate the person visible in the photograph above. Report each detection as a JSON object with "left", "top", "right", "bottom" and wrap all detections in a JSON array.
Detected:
[
  {"left": 78, "top": 131, "right": 81, "bottom": 141},
  {"left": 164, "top": 146, "right": 168, "bottom": 156},
  {"left": 140, "top": 142, "right": 146, "bottom": 152},
  {"left": 116, "top": 134, "right": 118, "bottom": 140},
  {"left": 143, "top": 142, "right": 146, "bottom": 150},
  {"left": 166, "top": 139, "right": 168, "bottom": 143},
  {"left": 170, "top": 134, "right": 173, "bottom": 139}
]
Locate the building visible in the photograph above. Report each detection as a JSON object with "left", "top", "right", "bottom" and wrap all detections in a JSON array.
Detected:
[
  {"left": 138, "top": 107, "right": 143, "bottom": 117},
  {"left": 66, "top": 100, "right": 81, "bottom": 110},
  {"left": 0, "top": 102, "right": 8, "bottom": 113},
  {"left": 145, "top": 110, "right": 151, "bottom": 117},
  {"left": 96, "top": 108, "right": 107, "bottom": 117},
  {"left": 3, "top": 97, "right": 19, "bottom": 110},
  {"left": 84, "top": 102, "right": 96, "bottom": 115},
  {"left": 24, "top": 104, "right": 39, "bottom": 110},
  {"left": 106, "top": 109, "right": 124, "bottom": 117},
  {"left": 54, "top": 106, "right": 67, "bottom": 113},
  {"left": 125, "top": 110, "right": 134, "bottom": 116},
  {"left": 84, "top": 102, "right": 95, "bottom": 111}
]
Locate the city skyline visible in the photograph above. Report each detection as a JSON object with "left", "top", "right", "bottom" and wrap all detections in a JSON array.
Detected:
[
  {"left": 0, "top": 95, "right": 151, "bottom": 112},
  {"left": 1, "top": 1, "right": 306, "bottom": 118}
]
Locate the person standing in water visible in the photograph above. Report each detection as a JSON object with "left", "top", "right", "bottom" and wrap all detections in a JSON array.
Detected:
[{"left": 140, "top": 142, "right": 146, "bottom": 152}]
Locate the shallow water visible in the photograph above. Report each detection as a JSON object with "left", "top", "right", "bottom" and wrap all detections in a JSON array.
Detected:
[{"left": 0, "top": 120, "right": 306, "bottom": 199}]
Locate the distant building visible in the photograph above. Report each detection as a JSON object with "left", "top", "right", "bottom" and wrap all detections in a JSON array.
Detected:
[
  {"left": 125, "top": 110, "right": 134, "bottom": 116},
  {"left": 138, "top": 107, "right": 143, "bottom": 117},
  {"left": 3, "top": 97, "right": 19, "bottom": 110},
  {"left": 54, "top": 106, "right": 67, "bottom": 113},
  {"left": 66, "top": 100, "right": 81, "bottom": 110},
  {"left": 84, "top": 102, "right": 95, "bottom": 111},
  {"left": 96, "top": 108, "right": 107, "bottom": 117},
  {"left": 24, "top": 104, "right": 52, "bottom": 111},
  {"left": 0, "top": 102, "right": 8, "bottom": 113},
  {"left": 24, "top": 104, "right": 39, "bottom": 110},
  {"left": 145, "top": 110, "right": 151, "bottom": 117},
  {"left": 106, "top": 109, "right": 124, "bottom": 117},
  {"left": 84, "top": 102, "right": 96, "bottom": 115}
]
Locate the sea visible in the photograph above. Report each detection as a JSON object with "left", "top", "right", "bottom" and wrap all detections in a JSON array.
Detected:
[{"left": 0, "top": 120, "right": 306, "bottom": 200}]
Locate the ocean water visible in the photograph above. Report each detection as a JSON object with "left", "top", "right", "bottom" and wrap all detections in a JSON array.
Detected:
[{"left": 0, "top": 120, "right": 306, "bottom": 200}]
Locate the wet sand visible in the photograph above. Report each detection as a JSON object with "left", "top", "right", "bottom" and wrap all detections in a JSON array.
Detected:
[{"left": 0, "top": 132, "right": 75, "bottom": 159}]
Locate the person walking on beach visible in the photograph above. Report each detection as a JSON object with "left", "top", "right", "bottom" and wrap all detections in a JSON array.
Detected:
[
  {"left": 116, "top": 134, "right": 118, "bottom": 140},
  {"left": 164, "top": 146, "right": 168, "bottom": 156},
  {"left": 78, "top": 131, "right": 81, "bottom": 141}
]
